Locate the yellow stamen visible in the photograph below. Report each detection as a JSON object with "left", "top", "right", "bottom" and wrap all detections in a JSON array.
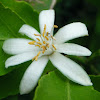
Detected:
[
  {"left": 37, "top": 42, "right": 42, "bottom": 45},
  {"left": 54, "top": 25, "right": 58, "bottom": 28},
  {"left": 52, "top": 44, "right": 56, "bottom": 50},
  {"left": 28, "top": 41, "right": 36, "bottom": 45},
  {"left": 46, "top": 43, "right": 49, "bottom": 48},
  {"left": 32, "top": 51, "right": 41, "bottom": 61},
  {"left": 35, "top": 56, "right": 38, "bottom": 61},
  {"left": 51, "top": 35, "right": 56, "bottom": 40},
  {"left": 35, "top": 45, "right": 40, "bottom": 48},
  {"left": 41, "top": 45, "right": 46, "bottom": 50},
  {"left": 43, "top": 24, "right": 46, "bottom": 37},
  {"left": 46, "top": 32, "right": 49, "bottom": 36},
  {"left": 45, "top": 36, "right": 49, "bottom": 40},
  {"left": 37, "top": 51, "right": 41, "bottom": 56},
  {"left": 34, "top": 34, "right": 41, "bottom": 36},
  {"left": 36, "top": 38, "right": 40, "bottom": 41},
  {"left": 42, "top": 50, "right": 45, "bottom": 54},
  {"left": 43, "top": 41, "right": 46, "bottom": 44},
  {"left": 32, "top": 56, "right": 36, "bottom": 61},
  {"left": 41, "top": 46, "right": 46, "bottom": 53}
]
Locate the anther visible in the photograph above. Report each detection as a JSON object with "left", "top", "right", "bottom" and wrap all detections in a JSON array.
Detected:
[
  {"left": 32, "top": 56, "right": 36, "bottom": 61},
  {"left": 43, "top": 41, "right": 46, "bottom": 44},
  {"left": 52, "top": 44, "right": 56, "bottom": 50},
  {"left": 46, "top": 43, "right": 49, "bottom": 48},
  {"left": 35, "top": 45, "right": 40, "bottom": 48},
  {"left": 41, "top": 46, "right": 46, "bottom": 53},
  {"left": 43, "top": 24, "right": 46, "bottom": 37},
  {"left": 34, "top": 34, "right": 41, "bottom": 36},
  {"left": 37, "top": 42, "right": 42, "bottom": 45},
  {"left": 41, "top": 45, "right": 46, "bottom": 50},
  {"left": 51, "top": 35, "right": 56, "bottom": 40},
  {"left": 46, "top": 32, "right": 49, "bottom": 36},
  {"left": 36, "top": 38, "right": 40, "bottom": 41},
  {"left": 42, "top": 50, "right": 45, "bottom": 54},
  {"left": 54, "top": 25, "right": 58, "bottom": 28},
  {"left": 28, "top": 41, "right": 36, "bottom": 45},
  {"left": 35, "top": 56, "right": 38, "bottom": 61},
  {"left": 45, "top": 36, "right": 49, "bottom": 40},
  {"left": 37, "top": 51, "right": 41, "bottom": 56}
]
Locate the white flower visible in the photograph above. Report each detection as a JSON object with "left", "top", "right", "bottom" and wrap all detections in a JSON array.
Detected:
[{"left": 3, "top": 10, "right": 92, "bottom": 95}]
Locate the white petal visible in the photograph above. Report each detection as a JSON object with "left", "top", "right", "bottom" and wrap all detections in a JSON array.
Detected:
[
  {"left": 3, "top": 38, "right": 40, "bottom": 55},
  {"left": 5, "top": 51, "right": 38, "bottom": 68},
  {"left": 55, "top": 43, "right": 92, "bottom": 56},
  {"left": 49, "top": 52, "right": 92, "bottom": 86},
  {"left": 19, "top": 24, "right": 41, "bottom": 41},
  {"left": 54, "top": 22, "right": 88, "bottom": 44},
  {"left": 39, "top": 10, "right": 55, "bottom": 35},
  {"left": 20, "top": 56, "right": 49, "bottom": 94}
]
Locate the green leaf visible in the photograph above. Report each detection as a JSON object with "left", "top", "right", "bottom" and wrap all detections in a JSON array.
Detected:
[
  {"left": 2, "top": 95, "right": 18, "bottom": 100},
  {"left": 0, "top": 60, "right": 30, "bottom": 99},
  {"left": 34, "top": 70, "right": 100, "bottom": 100},
  {"left": 0, "top": 3, "right": 25, "bottom": 39},
  {"left": 0, "top": 1, "right": 39, "bottom": 76},
  {"left": 42, "top": 60, "right": 55, "bottom": 75},
  {"left": 0, "top": 60, "right": 56, "bottom": 99},
  {"left": 91, "top": 75, "right": 100, "bottom": 92},
  {"left": 0, "top": 0, "right": 39, "bottom": 30},
  {"left": 0, "top": 3, "right": 25, "bottom": 76}
]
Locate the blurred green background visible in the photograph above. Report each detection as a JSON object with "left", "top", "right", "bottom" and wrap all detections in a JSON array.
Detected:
[{"left": 54, "top": 0, "right": 100, "bottom": 75}]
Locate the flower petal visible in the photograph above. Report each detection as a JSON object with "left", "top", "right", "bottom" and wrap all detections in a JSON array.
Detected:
[
  {"left": 55, "top": 43, "right": 92, "bottom": 56},
  {"left": 5, "top": 51, "right": 38, "bottom": 68},
  {"left": 39, "top": 10, "right": 55, "bottom": 35},
  {"left": 54, "top": 22, "right": 88, "bottom": 44},
  {"left": 19, "top": 24, "right": 41, "bottom": 41},
  {"left": 49, "top": 52, "right": 92, "bottom": 86},
  {"left": 3, "top": 38, "right": 40, "bottom": 55},
  {"left": 19, "top": 56, "right": 49, "bottom": 94}
]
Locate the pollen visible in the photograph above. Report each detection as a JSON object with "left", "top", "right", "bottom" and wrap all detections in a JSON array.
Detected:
[
  {"left": 54, "top": 25, "right": 58, "bottom": 28},
  {"left": 52, "top": 44, "right": 56, "bottom": 50},
  {"left": 28, "top": 41, "right": 36, "bottom": 45}
]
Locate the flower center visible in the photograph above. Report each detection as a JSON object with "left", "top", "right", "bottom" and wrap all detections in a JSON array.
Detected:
[{"left": 28, "top": 24, "right": 58, "bottom": 61}]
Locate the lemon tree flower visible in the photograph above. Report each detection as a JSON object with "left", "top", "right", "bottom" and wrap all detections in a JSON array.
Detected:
[{"left": 3, "top": 10, "right": 92, "bottom": 94}]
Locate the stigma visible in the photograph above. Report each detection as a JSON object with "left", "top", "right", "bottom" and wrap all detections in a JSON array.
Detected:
[{"left": 28, "top": 24, "right": 58, "bottom": 61}]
